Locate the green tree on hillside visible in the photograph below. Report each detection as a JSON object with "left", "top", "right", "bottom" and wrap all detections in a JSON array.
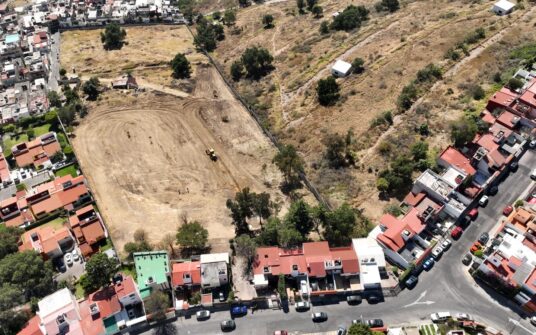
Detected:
[
  {"left": 241, "top": 47, "right": 274, "bottom": 79},
  {"left": 84, "top": 253, "right": 118, "bottom": 292},
  {"left": 317, "top": 77, "right": 340, "bottom": 106},
  {"left": 171, "top": 53, "right": 191, "bottom": 79},
  {"left": 297, "top": 0, "right": 306, "bottom": 13},
  {"left": 100, "top": 23, "right": 127, "bottom": 50},
  {"left": 82, "top": 77, "right": 101, "bottom": 101},
  {"left": 262, "top": 14, "right": 274, "bottom": 28},
  {"left": 176, "top": 221, "right": 208, "bottom": 252},
  {"left": 273, "top": 144, "right": 304, "bottom": 185}
]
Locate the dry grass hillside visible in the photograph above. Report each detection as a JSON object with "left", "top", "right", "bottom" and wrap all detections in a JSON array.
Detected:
[{"left": 211, "top": 0, "right": 533, "bottom": 219}]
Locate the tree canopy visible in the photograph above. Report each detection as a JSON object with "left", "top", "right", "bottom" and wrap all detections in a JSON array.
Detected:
[
  {"left": 352, "top": 58, "right": 365, "bottom": 74},
  {"left": 331, "top": 5, "right": 369, "bottom": 31},
  {"left": 176, "top": 221, "right": 208, "bottom": 252},
  {"left": 100, "top": 23, "right": 127, "bottom": 50},
  {"left": 194, "top": 19, "right": 219, "bottom": 52},
  {"left": 0, "top": 225, "right": 23, "bottom": 260},
  {"left": 82, "top": 77, "right": 101, "bottom": 101},
  {"left": 171, "top": 53, "right": 191, "bottom": 79},
  {"left": 241, "top": 47, "right": 274, "bottom": 79},
  {"left": 234, "top": 234, "right": 257, "bottom": 263},
  {"left": 450, "top": 115, "right": 478, "bottom": 148},
  {"left": 227, "top": 188, "right": 273, "bottom": 234},
  {"left": 285, "top": 200, "right": 314, "bottom": 237},
  {"left": 348, "top": 323, "right": 375, "bottom": 335},
  {"left": 223, "top": 9, "right": 236, "bottom": 26},
  {"left": 145, "top": 291, "right": 170, "bottom": 321},
  {"left": 84, "top": 253, "right": 118, "bottom": 293},
  {"left": 262, "top": 14, "right": 274, "bottom": 28},
  {"left": 273, "top": 144, "right": 304, "bottom": 186},
  {"left": 323, "top": 130, "right": 356, "bottom": 168},
  {"left": 317, "top": 76, "right": 340, "bottom": 106},
  {"left": 124, "top": 228, "right": 153, "bottom": 260},
  {"left": 379, "top": 0, "right": 400, "bottom": 13}
]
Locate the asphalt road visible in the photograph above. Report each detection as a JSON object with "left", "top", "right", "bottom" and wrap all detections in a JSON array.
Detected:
[{"left": 138, "top": 150, "right": 536, "bottom": 335}]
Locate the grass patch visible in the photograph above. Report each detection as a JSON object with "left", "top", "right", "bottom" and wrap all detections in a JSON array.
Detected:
[
  {"left": 55, "top": 164, "right": 78, "bottom": 178},
  {"left": 100, "top": 238, "right": 113, "bottom": 252},
  {"left": 33, "top": 124, "right": 51, "bottom": 137},
  {"left": 74, "top": 282, "right": 85, "bottom": 299},
  {"left": 42, "top": 217, "right": 67, "bottom": 230},
  {"left": 2, "top": 133, "right": 28, "bottom": 156},
  {"left": 57, "top": 132, "right": 68, "bottom": 148},
  {"left": 120, "top": 264, "right": 137, "bottom": 281}
]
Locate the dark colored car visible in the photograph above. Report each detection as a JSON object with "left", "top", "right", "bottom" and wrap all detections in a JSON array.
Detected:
[
  {"left": 422, "top": 258, "right": 434, "bottom": 271},
  {"left": 346, "top": 295, "right": 362, "bottom": 305},
  {"left": 367, "top": 295, "right": 381, "bottom": 304},
  {"left": 510, "top": 161, "right": 519, "bottom": 172},
  {"left": 460, "top": 215, "right": 471, "bottom": 228},
  {"left": 311, "top": 312, "right": 328, "bottom": 322},
  {"left": 487, "top": 186, "right": 498, "bottom": 196},
  {"left": 366, "top": 319, "right": 384, "bottom": 328},
  {"left": 478, "top": 232, "right": 490, "bottom": 245},
  {"left": 462, "top": 253, "right": 472, "bottom": 265},
  {"left": 405, "top": 275, "right": 418, "bottom": 289},
  {"left": 221, "top": 320, "right": 236, "bottom": 332},
  {"left": 230, "top": 305, "right": 247, "bottom": 317},
  {"left": 53, "top": 257, "right": 66, "bottom": 273}
]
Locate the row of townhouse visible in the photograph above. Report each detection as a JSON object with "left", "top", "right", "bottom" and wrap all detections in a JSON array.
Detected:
[
  {"left": 251, "top": 239, "right": 389, "bottom": 298},
  {"left": 370, "top": 74, "right": 536, "bottom": 270},
  {"left": 477, "top": 204, "right": 536, "bottom": 314},
  {"left": 0, "top": 2, "right": 54, "bottom": 123}
]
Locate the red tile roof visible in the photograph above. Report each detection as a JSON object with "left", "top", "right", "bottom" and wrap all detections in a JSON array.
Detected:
[
  {"left": 17, "top": 316, "right": 43, "bottom": 335},
  {"left": 12, "top": 132, "right": 61, "bottom": 168},
  {"left": 172, "top": 261, "right": 201, "bottom": 287},
  {"left": 496, "top": 111, "right": 519, "bottom": 129},
  {"left": 89, "top": 286, "right": 121, "bottom": 318},
  {"left": 115, "top": 275, "right": 137, "bottom": 300},
  {"left": 438, "top": 146, "right": 476, "bottom": 176},
  {"left": 377, "top": 208, "right": 425, "bottom": 252},
  {"left": 403, "top": 192, "right": 425, "bottom": 207}
]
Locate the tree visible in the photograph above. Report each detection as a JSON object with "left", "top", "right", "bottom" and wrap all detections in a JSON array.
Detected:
[
  {"left": 317, "top": 76, "right": 340, "bottom": 106},
  {"left": 277, "top": 274, "right": 287, "bottom": 300},
  {"left": 323, "top": 130, "right": 355, "bottom": 168},
  {"left": 234, "top": 234, "right": 257, "bottom": 263},
  {"left": 213, "top": 11, "right": 222, "bottom": 21},
  {"left": 384, "top": 204, "right": 403, "bottom": 216},
  {"left": 348, "top": 323, "right": 374, "bottom": 335},
  {"left": 59, "top": 68, "right": 67, "bottom": 77},
  {"left": 352, "top": 58, "right": 365, "bottom": 74},
  {"left": 223, "top": 9, "right": 236, "bottom": 26},
  {"left": 241, "top": 47, "right": 274, "bottom": 79},
  {"left": 0, "top": 251, "right": 54, "bottom": 301},
  {"left": 213, "top": 24, "right": 225, "bottom": 41},
  {"left": 306, "top": 0, "right": 317, "bottom": 11},
  {"left": 100, "top": 23, "right": 127, "bottom": 50},
  {"left": 124, "top": 240, "right": 153, "bottom": 260},
  {"left": 253, "top": 192, "right": 272, "bottom": 224},
  {"left": 312, "top": 5, "right": 323, "bottom": 18},
  {"left": 507, "top": 77, "right": 524, "bottom": 91},
  {"left": 238, "top": 0, "right": 250, "bottom": 6},
  {"left": 262, "top": 14, "right": 274, "bottom": 29},
  {"left": 273, "top": 144, "right": 304, "bottom": 185},
  {"left": 396, "top": 83, "right": 418, "bottom": 111},
  {"left": 331, "top": 5, "right": 369, "bottom": 31},
  {"left": 0, "top": 283, "right": 29, "bottom": 335},
  {"left": 58, "top": 103, "right": 77, "bottom": 125},
  {"left": 322, "top": 204, "right": 358, "bottom": 246},
  {"left": 376, "top": 177, "right": 389, "bottom": 193},
  {"left": 26, "top": 128, "right": 35, "bottom": 139},
  {"left": 319, "top": 21, "right": 330, "bottom": 34},
  {"left": 159, "top": 233, "right": 177, "bottom": 258},
  {"left": 170, "top": 53, "right": 191, "bottom": 79},
  {"left": 230, "top": 61, "right": 244, "bottom": 81},
  {"left": 176, "top": 221, "right": 208, "bottom": 252},
  {"left": 0, "top": 226, "right": 23, "bottom": 261},
  {"left": 145, "top": 291, "right": 169, "bottom": 321},
  {"left": 194, "top": 19, "right": 218, "bottom": 52},
  {"left": 153, "top": 322, "right": 177, "bottom": 335},
  {"left": 297, "top": 0, "right": 306, "bottom": 13},
  {"left": 410, "top": 141, "right": 428, "bottom": 161},
  {"left": 84, "top": 253, "right": 118, "bottom": 292},
  {"left": 285, "top": 200, "right": 313, "bottom": 237},
  {"left": 380, "top": 0, "right": 399, "bottom": 12},
  {"left": 82, "top": 77, "right": 101, "bottom": 101},
  {"left": 48, "top": 91, "right": 62, "bottom": 108},
  {"left": 450, "top": 115, "right": 477, "bottom": 148}
]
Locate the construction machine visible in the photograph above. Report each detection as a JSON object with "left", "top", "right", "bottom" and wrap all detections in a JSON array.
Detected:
[{"left": 205, "top": 148, "right": 217, "bottom": 161}]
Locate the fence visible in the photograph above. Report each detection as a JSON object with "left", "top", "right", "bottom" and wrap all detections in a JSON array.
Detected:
[{"left": 184, "top": 25, "right": 332, "bottom": 209}]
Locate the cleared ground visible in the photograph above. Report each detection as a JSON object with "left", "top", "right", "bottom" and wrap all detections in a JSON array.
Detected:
[{"left": 64, "top": 26, "right": 288, "bottom": 254}]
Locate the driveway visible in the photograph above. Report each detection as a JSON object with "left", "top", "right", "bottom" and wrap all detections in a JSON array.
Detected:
[
  {"left": 132, "top": 150, "right": 536, "bottom": 335},
  {"left": 54, "top": 248, "right": 86, "bottom": 283}
]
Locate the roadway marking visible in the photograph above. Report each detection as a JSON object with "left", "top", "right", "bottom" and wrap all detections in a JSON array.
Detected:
[
  {"left": 403, "top": 290, "right": 435, "bottom": 308},
  {"left": 508, "top": 318, "right": 533, "bottom": 334}
]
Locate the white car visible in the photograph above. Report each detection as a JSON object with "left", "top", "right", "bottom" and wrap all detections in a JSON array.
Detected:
[
  {"left": 431, "top": 246, "right": 444, "bottom": 260},
  {"left": 196, "top": 310, "right": 210, "bottom": 320},
  {"left": 456, "top": 313, "right": 473, "bottom": 321},
  {"left": 441, "top": 239, "right": 452, "bottom": 251},
  {"left": 529, "top": 139, "right": 536, "bottom": 149},
  {"left": 295, "top": 301, "right": 310, "bottom": 311},
  {"left": 72, "top": 250, "right": 80, "bottom": 262},
  {"left": 479, "top": 195, "right": 489, "bottom": 206},
  {"left": 430, "top": 312, "right": 451, "bottom": 323},
  {"left": 300, "top": 280, "right": 308, "bottom": 295},
  {"left": 64, "top": 253, "right": 73, "bottom": 266},
  {"left": 531, "top": 316, "right": 536, "bottom": 325}
]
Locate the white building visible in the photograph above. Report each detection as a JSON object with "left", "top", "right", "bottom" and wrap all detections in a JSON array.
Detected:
[
  {"left": 200, "top": 252, "right": 229, "bottom": 288},
  {"left": 492, "top": 0, "right": 515, "bottom": 15},
  {"left": 331, "top": 60, "right": 352, "bottom": 77},
  {"left": 352, "top": 237, "right": 386, "bottom": 289}
]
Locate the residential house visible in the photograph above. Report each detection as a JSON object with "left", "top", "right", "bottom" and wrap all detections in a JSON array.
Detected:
[
  {"left": 352, "top": 237, "right": 388, "bottom": 290},
  {"left": 111, "top": 74, "right": 138, "bottom": 90},
  {"left": 200, "top": 252, "right": 229, "bottom": 289},
  {"left": 68, "top": 205, "right": 107, "bottom": 259},
  {"left": 133, "top": 251, "right": 171, "bottom": 299},
  {"left": 171, "top": 261, "right": 201, "bottom": 292},
  {"left": 252, "top": 242, "right": 360, "bottom": 294},
  {"left": 0, "top": 193, "right": 35, "bottom": 228},
  {"left": 371, "top": 207, "right": 431, "bottom": 269},
  {"left": 12, "top": 132, "right": 61, "bottom": 168},
  {"left": 0, "top": 152, "right": 11, "bottom": 183},
  {"left": 26, "top": 175, "right": 92, "bottom": 219},
  {"left": 18, "top": 223, "right": 74, "bottom": 259}
]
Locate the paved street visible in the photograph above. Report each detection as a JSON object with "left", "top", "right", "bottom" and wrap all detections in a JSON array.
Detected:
[{"left": 136, "top": 151, "right": 536, "bottom": 334}]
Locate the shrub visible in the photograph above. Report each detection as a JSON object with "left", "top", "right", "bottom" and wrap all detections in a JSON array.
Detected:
[
  {"left": 317, "top": 77, "right": 340, "bottom": 106},
  {"left": 100, "top": 23, "right": 126, "bottom": 50},
  {"left": 469, "top": 84, "right": 485, "bottom": 100},
  {"left": 507, "top": 78, "right": 524, "bottom": 91},
  {"left": 171, "top": 53, "right": 191, "bottom": 79},
  {"left": 262, "top": 14, "right": 274, "bottom": 29},
  {"left": 352, "top": 57, "right": 365, "bottom": 74},
  {"left": 331, "top": 5, "right": 369, "bottom": 31},
  {"left": 319, "top": 21, "right": 330, "bottom": 34}
]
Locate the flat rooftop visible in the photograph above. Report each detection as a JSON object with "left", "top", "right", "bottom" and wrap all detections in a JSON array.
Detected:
[{"left": 133, "top": 251, "right": 170, "bottom": 297}]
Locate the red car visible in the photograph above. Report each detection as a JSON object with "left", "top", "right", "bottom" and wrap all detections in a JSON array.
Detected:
[
  {"left": 451, "top": 226, "right": 463, "bottom": 239},
  {"left": 503, "top": 205, "right": 513, "bottom": 216},
  {"left": 468, "top": 208, "right": 479, "bottom": 220}
]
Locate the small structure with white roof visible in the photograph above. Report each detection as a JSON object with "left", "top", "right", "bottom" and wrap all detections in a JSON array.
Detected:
[
  {"left": 331, "top": 59, "right": 352, "bottom": 77},
  {"left": 492, "top": 0, "right": 515, "bottom": 15}
]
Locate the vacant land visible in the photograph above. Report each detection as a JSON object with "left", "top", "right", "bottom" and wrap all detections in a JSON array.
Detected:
[
  {"left": 212, "top": 0, "right": 531, "bottom": 218},
  {"left": 64, "top": 26, "right": 288, "bottom": 254}
]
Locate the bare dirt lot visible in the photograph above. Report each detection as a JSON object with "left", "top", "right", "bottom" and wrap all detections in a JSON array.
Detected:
[{"left": 64, "top": 26, "right": 288, "bottom": 254}]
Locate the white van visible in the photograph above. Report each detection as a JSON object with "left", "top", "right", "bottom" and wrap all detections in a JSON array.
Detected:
[{"left": 430, "top": 312, "right": 451, "bottom": 323}]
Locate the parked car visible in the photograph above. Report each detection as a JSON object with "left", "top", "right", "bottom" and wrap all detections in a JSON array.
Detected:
[
  {"left": 503, "top": 205, "right": 514, "bottom": 216},
  {"left": 336, "top": 326, "right": 347, "bottom": 335},
  {"left": 468, "top": 208, "right": 479, "bottom": 220},
  {"left": 451, "top": 226, "right": 463, "bottom": 240},
  {"left": 531, "top": 169, "right": 536, "bottom": 180},
  {"left": 422, "top": 258, "right": 434, "bottom": 271},
  {"left": 53, "top": 258, "right": 66, "bottom": 272},
  {"left": 431, "top": 246, "right": 444, "bottom": 260},
  {"left": 295, "top": 301, "right": 310, "bottom": 311},
  {"left": 460, "top": 215, "right": 472, "bottom": 228},
  {"left": 366, "top": 319, "right": 384, "bottom": 328},
  {"left": 430, "top": 312, "right": 451, "bottom": 323},
  {"left": 273, "top": 331, "right": 288, "bottom": 335},
  {"left": 478, "top": 232, "right": 490, "bottom": 245},
  {"left": 311, "top": 312, "right": 328, "bottom": 322},
  {"left": 441, "top": 239, "right": 452, "bottom": 250},
  {"left": 366, "top": 295, "right": 381, "bottom": 304},
  {"left": 462, "top": 253, "right": 472, "bottom": 266},
  {"left": 221, "top": 320, "right": 236, "bottom": 331},
  {"left": 510, "top": 161, "right": 519, "bottom": 172},
  {"left": 455, "top": 313, "right": 473, "bottom": 321},
  {"left": 479, "top": 195, "right": 489, "bottom": 206},
  {"left": 219, "top": 292, "right": 225, "bottom": 302},
  {"left": 531, "top": 316, "right": 536, "bottom": 326},
  {"left": 405, "top": 275, "right": 418, "bottom": 289},
  {"left": 64, "top": 253, "right": 73, "bottom": 266},
  {"left": 346, "top": 295, "right": 362, "bottom": 305},
  {"left": 300, "top": 280, "right": 308, "bottom": 295},
  {"left": 470, "top": 242, "right": 483, "bottom": 254},
  {"left": 530, "top": 139, "right": 536, "bottom": 149},
  {"left": 196, "top": 310, "right": 210, "bottom": 320},
  {"left": 72, "top": 250, "right": 80, "bottom": 262},
  {"left": 488, "top": 186, "right": 498, "bottom": 196},
  {"left": 230, "top": 305, "right": 247, "bottom": 317}
]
